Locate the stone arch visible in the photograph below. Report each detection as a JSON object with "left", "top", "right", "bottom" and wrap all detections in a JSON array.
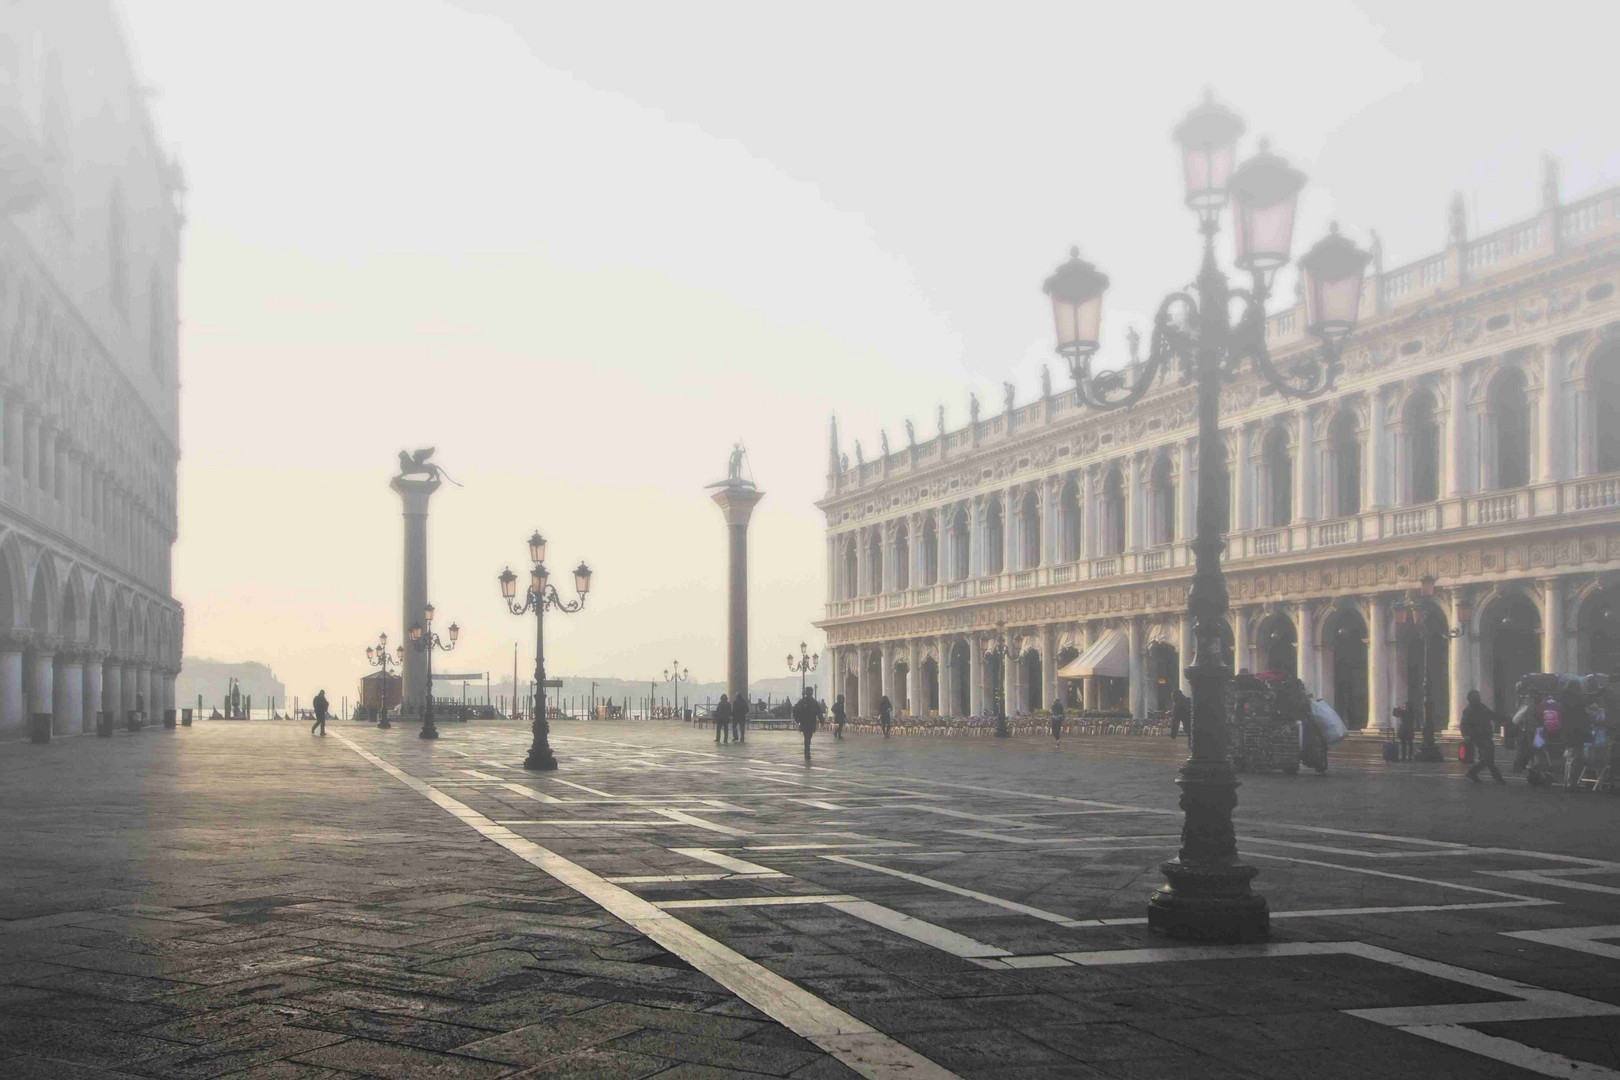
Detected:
[
  {"left": 894, "top": 519, "right": 910, "bottom": 590},
  {"left": 1484, "top": 364, "right": 1532, "bottom": 489},
  {"left": 840, "top": 535, "right": 857, "bottom": 600},
  {"left": 984, "top": 494, "right": 1005, "bottom": 573},
  {"left": 1255, "top": 608, "right": 1298, "bottom": 676},
  {"left": 0, "top": 533, "right": 23, "bottom": 631},
  {"left": 1150, "top": 450, "right": 1175, "bottom": 544},
  {"left": 1059, "top": 474, "right": 1082, "bottom": 561},
  {"left": 1323, "top": 602, "right": 1369, "bottom": 728},
  {"left": 1477, "top": 587, "right": 1542, "bottom": 711},
  {"left": 1575, "top": 578, "right": 1620, "bottom": 674},
  {"left": 1582, "top": 337, "right": 1620, "bottom": 474},
  {"left": 1403, "top": 386, "right": 1442, "bottom": 504},
  {"left": 60, "top": 565, "right": 87, "bottom": 645},
  {"left": 1329, "top": 408, "right": 1362, "bottom": 516},
  {"left": 1101, "top": 464, "right": 1125, "bottom": 555},
  {"left": 1017, "top": 488, "right": 1040, "bottom": 570},
  {"left": 919, "top": 515, "right": 938, "bottom": 586},
  {"left": 1261, "top": 422, "right": 1293, "bottom": 527},
  {"left": 27, "top": 549, "right": 60, "bottom": 636},
  {"left": 1020, "top": 647, "right": 1043, "bottom": 712}
]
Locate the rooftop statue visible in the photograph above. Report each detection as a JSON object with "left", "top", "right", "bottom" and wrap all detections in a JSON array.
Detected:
[
  {"left": 396, "top": 447, "right": 461, "bottom": 486},
  {"left": 708, "top": 441, "right": 756, "bottom": 489}
]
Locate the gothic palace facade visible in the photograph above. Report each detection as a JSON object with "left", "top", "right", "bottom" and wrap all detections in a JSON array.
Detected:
[
  {"left": 0, "top": 5, "right": 184, "bottom": 736},
  {"left": 817, "top": 173, "right": 1620, "bottom": 731}
]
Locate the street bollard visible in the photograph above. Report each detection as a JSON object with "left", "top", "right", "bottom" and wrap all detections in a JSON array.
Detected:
[
  {"left": 28, "top": 712, "right": 51, "bottom": 744},
  {"left": 163, "top": 709, "right": 176, "bottom": 730}
]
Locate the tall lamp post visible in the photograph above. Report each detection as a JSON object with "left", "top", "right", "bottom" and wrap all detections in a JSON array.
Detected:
[
  {"left": 787, "top": 642, "right": 820, "bottom": 698},
  {"left": 1396, "top": 575, "right": 1471, "bottom": 762},
  {"left": 985, "top": 622, "right": 1025, "bottom": 738},
  {"left": 1041, "top": 94, "right": 1370, "bottom": 941},
  {"left": 364, "top": 633, "right": 405, "bottom": 728},
  {"left": 664, "top": 662, "right": 688, "bottom": 720},
  {"left": 407, "top": 605, "right": 458, "bottom": 740},
  {"left": 499, "top": 530, "right": 592, "bottom": 771}
]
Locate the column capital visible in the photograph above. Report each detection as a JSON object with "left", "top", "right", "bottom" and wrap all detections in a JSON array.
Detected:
[{"left": 0, "top": 628, "right": 30, "bottom": 651}]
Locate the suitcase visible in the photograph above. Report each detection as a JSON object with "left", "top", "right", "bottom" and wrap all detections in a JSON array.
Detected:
[{"left": 1382, "top": 739, "right": 1399, "bottom": 762}]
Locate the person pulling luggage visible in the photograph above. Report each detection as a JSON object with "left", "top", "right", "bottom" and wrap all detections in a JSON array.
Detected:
[{"left": 1461, "top": 690, "right": 1506, "bottom": 784}]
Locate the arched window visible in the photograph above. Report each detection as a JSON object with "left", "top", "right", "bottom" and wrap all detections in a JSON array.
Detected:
[
  {"left": 1019, "top": 490, "right": 1040, "bottom": 569},
  {"left": 1262, "top": 427, "right": 1291, "bottom": 526},
  {"left": 985, "top": 497, "right": 1004, "bottom": 574},
  {"left": 1151, "top": 453, "right": 1175, "bottom": 544},
  {"left": 1405, "top": 389, "right": 1440, "bottom": 503},
  {"left": 1491, "top": 368, "right": 1531, "bottom": 489},
  {"left": 950, "top": 507, "right": 970, "bottom": 581},
  {"left": 1591, "top": 348, "right": 1620, "bottom": 474},
  {"left": 841, "top": 540, "right": 857, "bottom": 600},
  {"left": 1331, "top": 411, "right": 1361, "bottom": 517},
  {"left": 1060, "top": 477, "right": 1081, "bottom": 562},
  {"left": 1102, "top": 467, "right": 1125, "bottom": 555},
  {"left": 920, "top": 517, "right": 938, "bottom": 586},
  {"left": 894, "top": 521, "right": 909, "bottom": 590}
]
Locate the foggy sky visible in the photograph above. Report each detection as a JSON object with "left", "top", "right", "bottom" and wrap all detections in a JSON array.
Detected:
[{"left": 116, "top": 0, "right": 1620, "bottom": 702}]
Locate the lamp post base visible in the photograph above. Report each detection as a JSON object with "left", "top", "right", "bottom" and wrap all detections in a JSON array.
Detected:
[
  {"left": 1415, "top": 742, "right": 1443, "bottom": 762},
  {"left": 1147, "top": 868, "right": 1270, "bottom": 942},
  {"left": 377, "top": 718, "right": 392, "bottom": 730},
  {"left": 419, "top": 719, "right": 439, "bottom": 740},
  {"left": 524, "top": 717, "right": 558, "bottom": 771},
  {"left": 994, "top": 719, "right": 1010, "bottom": 738}
]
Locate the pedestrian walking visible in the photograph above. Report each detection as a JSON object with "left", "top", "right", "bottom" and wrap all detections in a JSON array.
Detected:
[
  {"left": 713, "top": 694, "right": 732, "bottom": 744},
  {"left": 832, "top": 694, "right": 846, "bottom": 740},
  {"left": 733, "top": 696, "right": 747, "bottom": 743},
  {"left": 1170, "top": 689, "right": 1191, "bottom": 740},
  {"left": 1049, "top": 697, "right": 1065, "bottom": 742},
  {"left": 878, "top": 695, "right": 893, "bottom": 738},
  {"left": 310, "top": 689, "right": 328, "bottom": 736},
  {"left": 1461, "top": 690, "right": 1506, "bottom": 784},
  {"left": 793, "top": 687, "right": 819, "bottom": 758},
  {"left": 1394, "top": 700, "right": 1416, "bottom": 761}
]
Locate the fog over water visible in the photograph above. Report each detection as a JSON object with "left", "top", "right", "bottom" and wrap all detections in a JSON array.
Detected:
[{"left": 117, "top": 0, "right": 1620, "bottom": 701}]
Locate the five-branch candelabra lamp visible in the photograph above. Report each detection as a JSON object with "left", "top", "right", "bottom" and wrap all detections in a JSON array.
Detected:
[
  {"left": 664, "top": 662, "right": 689, "bottom": 721},
  {"left": 407, "top": 604, "right": 459, "bottom": 741},
  {"left": 499, "top": 530, "right": 592, "bottom": 771},
  {"left": 1395, "top": 575, "right": 1472, "bottom": 762},
  {"left": 787, "top": 642, "right": 819, "bottom": 698},
  {"left": 364, "top": 633, "right": 405, "bottom": 728}
]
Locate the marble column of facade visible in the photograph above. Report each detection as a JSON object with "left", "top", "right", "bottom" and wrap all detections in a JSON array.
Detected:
[
  {"left": 1177, "top": 440, "right": 1194, "bottom": 544},
  {"left": 1254, "top": 436, "right": 1273, "bottom": 527},
  {"left": 1391, "top": 418, "right": 1411, "bottom": 506},
  {"left": 1126, "top": 617, "right": 1145, "bottom": 719},
  {"left": 1370, "top": 597, "right": 1391, "bottom": 733},
  {"left": 1538, "top": 347, "right": 1559, "bottom": 483},
  {"left": 1003, "top": 636, "right": 1017, "bottom": 714},
  {"left": 2, "top": 398, "right": 20, "bottom": 500},
  {"left": 1125, "top": 455, "right": 1142, "bottom": 551},
  {"left": 1317, "top": 429, "right": 1339, "bottom": 519},
  {"left": 29, "top": 640, "right": 55, "bottom": 722},
  {"left": 1297, "top": 602, "right": 1317, "bottom": 692},
  {"left": 936, "top": 634, "right": 950, "bottom": 716},
  {"left": 1445, "top": 367, "right": 1467, "bottom": 496},
  {"left": 121, "top": 659, "right": 137, "bottom": 717},
  {"left": 102, "top": 659, "right": 121, "bottom": 723},
  {"left": 968, "top": 633, "right": 982, "bottom": 716},
  {"left": 1003, "top": 488, "right": 1016, "bottom": 572},
  {"left": 137, "top": 664, "right": 152, "bottom": 717},
  {"left": 0, "top": 633, "right": 24, "bottom": 736},
  {"left": 1233, "top": 608, "right": 1252, "bottom": 674},
  {"left": 880, "top": 642, "right": 894, "bottom": 709},
  {"left": 1178, "top": 612, "right": 1195, "bottom": 695},
  {"left": 1448, "top": 591, "right": 1473, "bottom": 721},
  {"left": 82, "top": 650, "right": 104, "bottom": 729},
  {"left": 1366, "top": 388, "right": 1386, "bottom": 508},
  {"left": 906, "top": 639, "right": 920, "bottom": 714},
  {"left": 1042, "top": 624, "right": 1058, "bottom": 711},
  {"left": 1542, "top": 577, "right": 1564, "bottom": 674},
  {"left": 1232, "top": 427, "right": 1250, "bottom": 532},
  {"left": 54, "top": 650, "right": 83, "bottom": 735}
]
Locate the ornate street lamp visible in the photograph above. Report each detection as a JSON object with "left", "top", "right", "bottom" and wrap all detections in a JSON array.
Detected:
[
  {"left": 364, "top": 632, "right": 405, "bottom": 728},
  {"left": 407, "top": 606, "right": 458, "bottom": 740},
  {"left": 985, "top": 622, "right": 1027, "bottom": 739},
  {"left": 500, "top": 534, "right": 591, "bottom": 771},
  {"left": 1043, "top": 95, "right": 1370, "bottom": 941},
  {"left": 787, "top": 642, "right": 820, "bottom": 698},
  {"left": 1395, "top": 575, "right": 1471, "bottom": 762},
  {"left": 664, "top": 662, "right": 689, "bottom": 721}
]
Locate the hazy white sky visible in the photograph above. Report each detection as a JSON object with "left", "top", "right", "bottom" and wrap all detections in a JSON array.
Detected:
[{"left": 117, "top": 0, "right": 1620, "bottom": 704}]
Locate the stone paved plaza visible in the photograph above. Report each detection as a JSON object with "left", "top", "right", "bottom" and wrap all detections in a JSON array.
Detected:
[{"left": 3, "top": 718, "right": 1620, "bottom": 1080}]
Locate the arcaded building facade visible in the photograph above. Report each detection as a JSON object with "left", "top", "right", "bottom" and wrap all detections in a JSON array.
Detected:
[
  {"left": 0, "top": 5, "right": 183, "bottom": 736},
  {"left": 817, "top": 170, "right": 1620, "bottom": 731}
]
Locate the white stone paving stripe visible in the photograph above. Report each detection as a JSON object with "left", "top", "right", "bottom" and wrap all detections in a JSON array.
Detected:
[
  {"left": 548, "top": 776, "right": 616, "bottom": 797},
  {"left": 498, "top": 782, "right": 567, "bottom": 804},
  {"left": 1246, "top": 851, "right": 1547, "bottom": 900},
  {"left": 826, "top": 900, "right": 1013, "bottom": 959},
  {"left": 650, "top": 808, "right": 751, "bottom": 836},
  {"left": 670, "top": 848, "right": 788, "bottom": 877},
  {"left": 821, "top": 854, "right": 1093, "bottom": 928},
  {"left": 332, "top": 735, "right": 963, "bottom": 1080},
  {"left": 1503, "top": 925, "right": 1620, "bottom": 961},
  {"left": 1408, "top": 1024, "right": 1620, "bottom": 1080},
  {"left": 656, "top": 895, "right": 859, "bottom": 910}
]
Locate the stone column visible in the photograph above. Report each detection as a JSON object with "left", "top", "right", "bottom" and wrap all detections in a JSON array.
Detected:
[
  {"left": 1179, "top": 612, "right": 1195, "bottom": 695},
  {"left": 54, "top": 651, "right": 83, "bottom": 736},
  {"left": 711, "top": 482, "right": 765, "bottom": 710},
  {"left": 390, "top": 473, "right": 442, "bottom": 715},
  {"left": 1233, "top": 608, "right": 1252, "bottom": 674},
  {"left": 1542, "top": 577, "right": 1564, "bottom": 674},
  {"left": 29, "top": 642, "right": 55, "bottom": 723},
  {"left": 1297, "top": 603, "right": 1317, "bottom": 692},
  {"left": 0, "top": 634, "right": 24, "bottom": 738},
  {"left": 1370, "top": 596, "right": 1391, "bottom": 733},
  {"left": 937, "top": 635, "right": 950, "bottom": 715},
  {"left": 1445, "top": 367, "right": 1467, "bottom": 496},
  {"left": 83, "top": 651, "right": 104, "bottom": 731},
  {"left": 138, "top": 664, "right": 153, "bottom": 718},
  {"left": 1538, "top": 349, "right": 1559, "bottom": 483},
  {"left": 968, "top": 633, "right": 982, "bottom": 715},
  {"left": 880, "top": 642, "right": 894, "bottom": 707},
  {"left": 1448, "top": 592, "right": 1473, "bottom": 715},
  {"left": 1391, "top": 421, "right": 1410, "bottom": 505},
  {"left": 1230, "top": 427, "right": 1248, "bottom": 532},
  {"left": 122, "top": 659, "right": 137, "bottom": 717},
  {"left": 1003, "top": 636, "right": 1017, "bottom": 713},
  {"left": 103, "top": 659, "right": 122, "bottom": 725},
  {"left": 1127, "top": 616, "right": 1145, "bottom": 719},
  {"left": 1042, "top": 624, "right": 1058, "bottom": 711},
  {"left": 906, "top": 639, "right": 920, "bottom": 714},
  {"left": 1125, "top": 456, "right": 1142, "bottom": 550},
  {"left": 1366, "top": 389, "right": 1386, "bottom": 508},
  {"left": 1177, "top": 440, "right": 1194, "bottom": 543}
]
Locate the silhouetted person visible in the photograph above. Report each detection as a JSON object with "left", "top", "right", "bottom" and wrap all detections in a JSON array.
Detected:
[
  {"left": 832, "top": 694, "right": 846, "bottom": 740},
  {"left": 878, "top": 695, "right": 893, "bottom": 738},
  {"left": 734, "top": 696, "right": 748, "bottom": 742},
  {"left": 1394, "top": 701, "right": 1416, "bottom": 761},
  {"left": 793, "top": 687, "right": 819, "bottom": 758},
  {"left": 1461, "top": 690, "right": 1505, "bottom": 784},
  {"left": 713, "top": 694, "right": 731, "bottom": 744},
  {"left": 311, "top": 690, "right": 328, "bottom": 735},
  {"left": 1050, "top": 697, "right": 1065, "bottom": 742},
  {"left": 136, "top": 691, "right": 146, "bottom": 719},
  {"left": 1170, "top": 689, "right": 1191, "bottom": 740}
]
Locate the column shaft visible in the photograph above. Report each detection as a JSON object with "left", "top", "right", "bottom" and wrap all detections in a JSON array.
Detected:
[
  {"left": 1370, "top": 597, "right": 1391, "bottom": 733},
  {"left": 0, "top": 647, "right": 22, "bottom": 736}
]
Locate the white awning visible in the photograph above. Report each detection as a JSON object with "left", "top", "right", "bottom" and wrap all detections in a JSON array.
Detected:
[{"left": 1058, "top": 629, "right": 1128, "bottom": 679}]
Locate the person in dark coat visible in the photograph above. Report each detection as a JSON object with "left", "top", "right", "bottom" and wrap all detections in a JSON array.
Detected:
[
  {"left": 310, "top": 690, "right": 329, "bottom": 736},
  {"left": 832, "top": 694, "right": 846, "bottom": 740},
  {"left": 1170, "top": 689, "right": 1191, "bottom": 739},
  {"left": 1394, "top": 701, "right": 1416, "bottom": 761},
  {"left": 792, "top": 688, "right": 819, "bottom": 758},
  {"left": 1461, "top": 690, "right": 1505, "bottom": 784},
  {"left": 713, "top": 694, "right": 731, "bottom": 744},
  {"left": 1049, "top": 697, "right": 1065, "bottom": 742},
  {"left": 733, "top": 695, "right": 748, "bottom": 743},
  {"left": 878, "top": 695, "right": 893, "bottom": 738}
]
